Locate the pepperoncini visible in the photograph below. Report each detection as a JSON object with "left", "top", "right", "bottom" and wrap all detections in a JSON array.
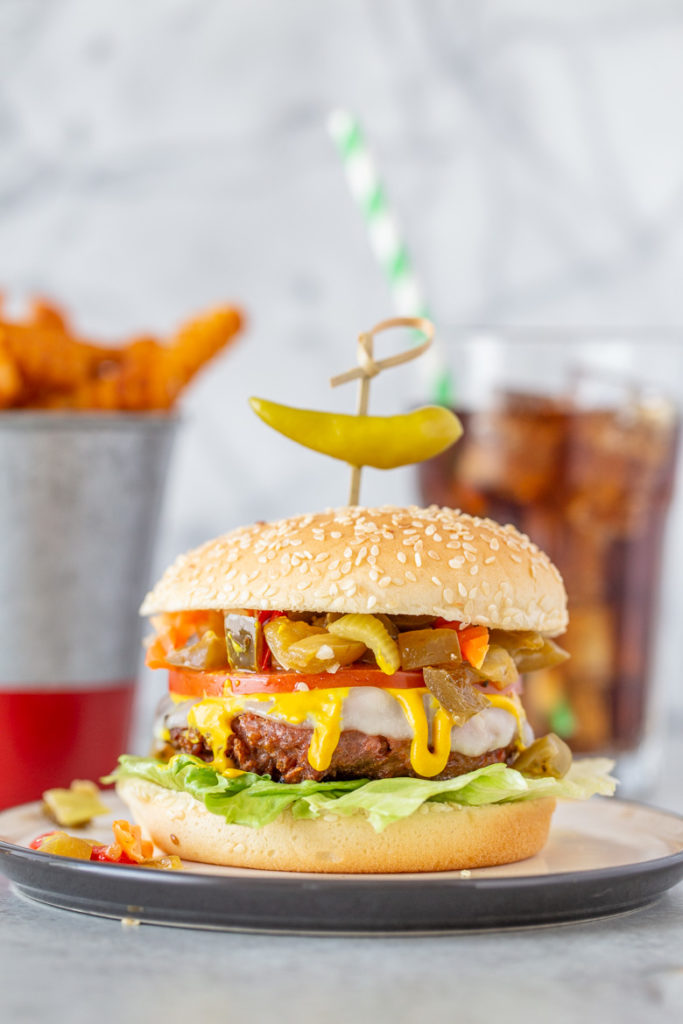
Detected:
[
  {"left": 31, "top": 831, "right": 95, "bottom": 860},
  {"left": 489, "top": 630, "right": 569, "bottom": 673},
  {"left": 263, "top": 617, "right": 365, "bottom": 673},
  {"left": 249, "top": 397, "right": 463, "bottom": 470},
  {"left": 327, "top": 614, "right": 400, "bottom": 674},
  {"left": 42, "top": 779, "right": 109, "bottom": 828}
]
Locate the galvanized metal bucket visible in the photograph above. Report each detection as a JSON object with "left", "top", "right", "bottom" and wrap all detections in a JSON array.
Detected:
[{"left": 0, "top": 413, "right": 177, "bottom": 806}]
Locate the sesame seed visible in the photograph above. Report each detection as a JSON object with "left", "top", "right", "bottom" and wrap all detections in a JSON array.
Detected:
[
  {"left": 458, "top": 582, "right": 467, "bottom": 598},
  {"left": 415, "top": 553, "right": 422, "bottom": 567},
  {"left": 397, "top": 551, "right": 407, "bottom": 564},
  {"left": 367, "top": 595, "right": 377, "bottom": 609}
]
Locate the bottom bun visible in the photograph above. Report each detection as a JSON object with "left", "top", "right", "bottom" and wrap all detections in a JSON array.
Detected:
[{"left": 117, "top": 778, "right": 556, "bottom": 873}]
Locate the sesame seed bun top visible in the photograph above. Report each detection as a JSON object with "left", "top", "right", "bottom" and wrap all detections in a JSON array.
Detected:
[{"left": 140, "top": 505, "right": 568, "bottom": 636}]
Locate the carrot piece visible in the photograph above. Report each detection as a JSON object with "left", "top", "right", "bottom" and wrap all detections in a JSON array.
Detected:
[{"left": 458, "top": 625, "right": 489, "bottom": 670}]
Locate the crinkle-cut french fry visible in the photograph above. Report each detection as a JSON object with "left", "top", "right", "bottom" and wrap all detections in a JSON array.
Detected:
[
  {"left": 164, "top": 305, "right": 243, "bottom": 377},
  {"left": 29, "top": 297, "right": 70, "bottom": 332},
  {"left": 1, "top": 298, "right": 243, "bottom": 411},
  {"left": 0, "top": 332, "right": 22, "bottom": 408},
  {"left": 2, "top": 323, "right": 121, "bottom": 401},
  {"left": 42, "top": 306, "right": 242, "bottom": 411}
]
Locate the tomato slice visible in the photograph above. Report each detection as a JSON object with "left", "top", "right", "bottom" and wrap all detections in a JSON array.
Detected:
[{"left": 168, "top": 665, "right": 424, "bottom": 697}]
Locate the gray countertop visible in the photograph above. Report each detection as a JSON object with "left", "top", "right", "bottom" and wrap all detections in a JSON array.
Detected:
[
  {"left": 2, "top": 732, "right": 682, "bottom": 1024},
  {"left": 1, "top": 877, "right": 682, "bottom": 1024}
]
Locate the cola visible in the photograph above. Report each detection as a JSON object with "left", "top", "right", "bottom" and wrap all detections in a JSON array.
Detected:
[{"left": 418, "top": 392, "right": 680, "bottom": 754}]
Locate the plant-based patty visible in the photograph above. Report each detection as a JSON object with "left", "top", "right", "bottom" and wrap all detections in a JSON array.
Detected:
[{"left": 169, "top": 717, "right": 517, "bottom": 783}]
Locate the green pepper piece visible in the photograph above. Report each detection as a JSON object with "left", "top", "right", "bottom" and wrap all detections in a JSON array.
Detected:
[
  {"left": 166, "top": 630, "right": 228, "bottom": 671},
  {"left": 249, "top": 397, "right": 463, "bottom": 470},
  {"left": 398, "top": 628, "right": 461, "bottom": 670},
  {"left": 423, "top": 666, "right": 489, "bottom": 726},
  {"left": 511, "top": 733, "right": 573, "bottom": 779},
  {"left": 225, "top": 614, "right": 265, "bottom": 671}
]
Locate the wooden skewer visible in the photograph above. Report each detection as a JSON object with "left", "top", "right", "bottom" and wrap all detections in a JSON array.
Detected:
[{"left": 330, "top": 317, "right": 435, "bottom": 505}]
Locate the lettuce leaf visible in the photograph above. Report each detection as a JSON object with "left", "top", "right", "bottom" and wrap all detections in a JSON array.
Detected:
[{"left": 107, "top": 754, "right": 616, "bottom": 833}]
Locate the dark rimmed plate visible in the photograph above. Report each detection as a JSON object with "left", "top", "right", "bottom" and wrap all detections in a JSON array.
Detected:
[{"left": 1, "top": 794, "right": 682, "bottom": 934}]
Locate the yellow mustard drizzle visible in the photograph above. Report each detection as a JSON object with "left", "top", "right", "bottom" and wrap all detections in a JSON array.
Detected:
[
  {"left": 482, "top": 692, "right": 526, "bottom": 747},
  {"left": 170, "top": 691, "right": 192, "bottom": 704},
  {"left": 389, "top": 690, "right": 454, "bottom": 777},
  {"left": 187, "top": 689, "right": 349, "bottom": 774},
  {"left": 187, "top": 699, "right": 234, "bottom": 773},
  {"left": 186, "top": 686, "right": 527, "bottom": 778}
]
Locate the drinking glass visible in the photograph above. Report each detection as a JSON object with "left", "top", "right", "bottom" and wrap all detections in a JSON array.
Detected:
[{"left": 417, "top": 330, "right": 682, "bottom": 795}]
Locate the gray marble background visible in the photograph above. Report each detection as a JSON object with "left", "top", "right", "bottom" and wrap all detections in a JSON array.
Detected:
[{"left": 2, "top": 0, "right": 683, "bottom": 729}]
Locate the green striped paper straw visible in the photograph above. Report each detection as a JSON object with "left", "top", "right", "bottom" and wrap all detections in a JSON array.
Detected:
[{"left": 327, "top": 108, "right": 454, "bottom": 406}]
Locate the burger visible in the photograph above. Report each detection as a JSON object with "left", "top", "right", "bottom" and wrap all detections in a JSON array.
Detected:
[{"left": 112, "top": 505, "right": 615, "bottom": 873}]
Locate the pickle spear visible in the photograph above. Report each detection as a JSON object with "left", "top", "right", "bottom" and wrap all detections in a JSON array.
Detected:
[{"left": 249, "top": 397, "right": 462, "bottom": 470}]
